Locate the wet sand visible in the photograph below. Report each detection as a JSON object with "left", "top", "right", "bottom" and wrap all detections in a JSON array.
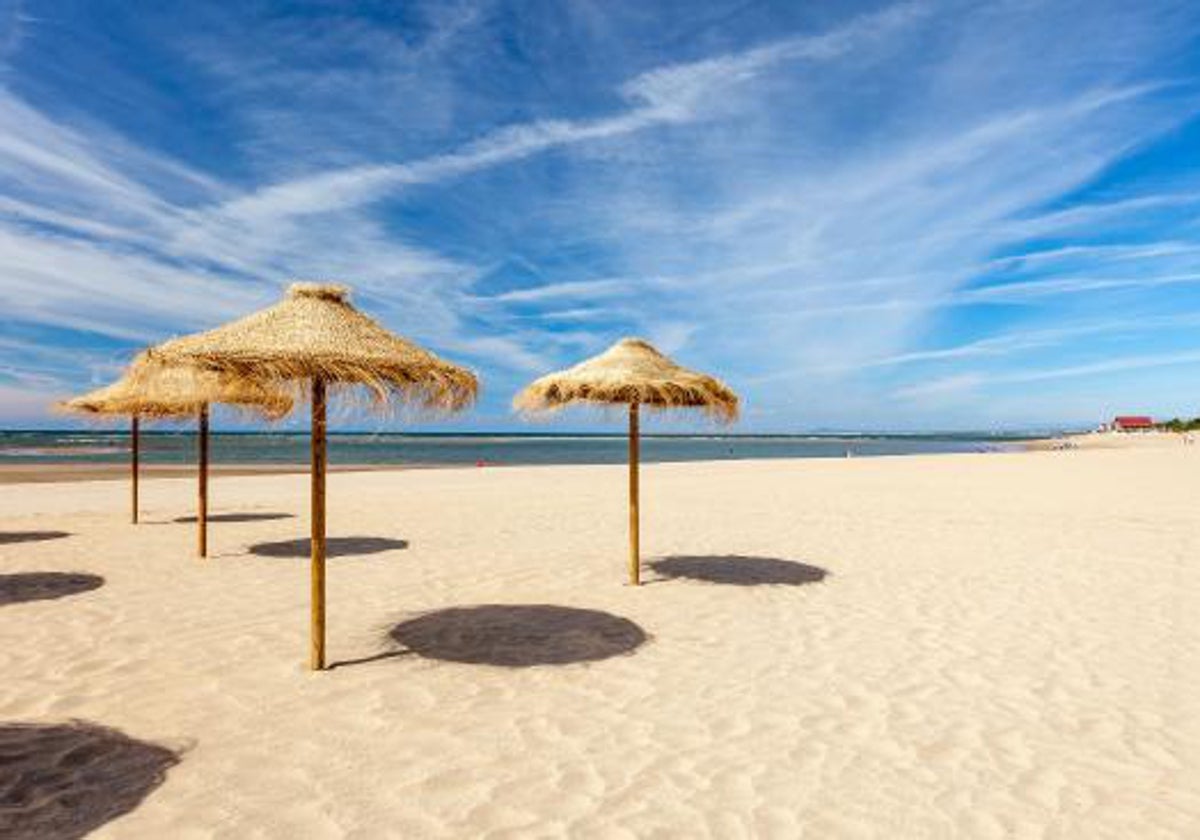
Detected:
[{"left": 0, "top": 463, "right": 406, "bottom": 485}]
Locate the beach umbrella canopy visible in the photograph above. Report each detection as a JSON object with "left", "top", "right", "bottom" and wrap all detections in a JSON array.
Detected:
[
  {"left": 60, "top": 358, "right": 292, "bottom": 552},
  {"left": 61, "top": 358, "right": 293, "bottom": 420},
  {"left": 148, "top": 282, "right": 477, "bottom": 409},
  {"left": 515, "top": 338, "right": 738, "bottom": 585},
  {"left": 149, "top": 281, "right": 478, "bottom": 670}
]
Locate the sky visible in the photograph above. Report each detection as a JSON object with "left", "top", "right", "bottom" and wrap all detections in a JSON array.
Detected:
[{"left": 1, "top": 0, "right": 1200, "bottom": 433}]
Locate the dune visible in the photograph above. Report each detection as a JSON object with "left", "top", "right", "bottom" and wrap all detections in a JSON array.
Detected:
[{"left": 0, "top": 448, "right": 1196, "bottom": 837}]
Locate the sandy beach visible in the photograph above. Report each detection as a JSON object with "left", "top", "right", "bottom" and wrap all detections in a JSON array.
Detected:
[
  {"left": 1026, "top": 430, "right": 1197, "bottom": 451},
  {"left": 0, "top": 462, "right": 413, "bottom": 486},
  {"left": 2, "top": 448, "right": 1197, "bottom": 838}
]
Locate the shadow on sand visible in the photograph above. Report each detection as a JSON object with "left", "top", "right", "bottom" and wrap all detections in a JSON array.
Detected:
[
  {"left": 0, "top": 573, "right": 104, "bottom": 607},
  {"left": 174, "top": 512, "right": 293, "bottom": 524},
  {"left": 0, "top": 721, "right": 179, "bottom": 840},
  {"left": 0, "top": 531, "right": 71, "bottom": 546},
  {"left": 328, "top": 649, "right": 413, "bottom": 670},
  {"left": 390, "top": 604, "right": 648, "bottom": 667},
  {"left": 650, "top": 555, "right": 828, "bottom": 586},
  {"left": 248, "top": 536, "right": 408, "bottom": 558}
]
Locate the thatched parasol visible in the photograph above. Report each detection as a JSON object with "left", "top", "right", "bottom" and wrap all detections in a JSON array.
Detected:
[
  {"left": 59, "top": 358, "right": 292, "bottom": 555},
  {"left": 148, "top": 282, "right": 478, "bottom": 670},
  {"left": 515, "top": 338, "right": 738, "bottom": 585}
]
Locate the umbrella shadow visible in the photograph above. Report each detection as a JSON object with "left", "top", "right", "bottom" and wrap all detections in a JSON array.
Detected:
[
  {"left": 174, "top": 512, "right": 294, "bottom": 524},
  {"left": 0, "top": 573, "right": 104, "bottom": 607},
  {"left": 388, "top": 604, "right": 648, "bottom": 667},
  {"left": 650, "top": 555, "right": 829, "bottom": 587},
  {"left": 328, "top": 649, "right": 413, "bottom": 670},
  {"left": 248, "top": 536, "right": 408, "bottom": 558},
  {"left": 0, "top": 720, "right": 180, "bottom": 840},
  {"left": 0, "top": 531, "right": 71, "bottom": 546}
]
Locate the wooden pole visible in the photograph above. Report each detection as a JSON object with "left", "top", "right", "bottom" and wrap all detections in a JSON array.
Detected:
[
  {"left": 629, "top": 402, "right": 640, "bottom": 586},
  {"left": 131, "top": 414, "right": 140, "bottom": 524},
  {"left": 310, "top": 378, "right": 327, "bottom": 671},
  {"left": 197, "top": 404, "right": 209, "bottom": 558}
]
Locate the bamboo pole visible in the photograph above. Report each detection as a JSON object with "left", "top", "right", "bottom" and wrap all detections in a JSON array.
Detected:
[
  {"left": 131, "top": 414, "right": 140, "bottom": 524},
  {"left": 629, "top": 402, "right": 640, "bottom": 586},
  {"left": 197, "top": 404, "right": 209, "bottom": 558},
  {"left": 310, "top": 378, "right": 327, "bottom": 671}
]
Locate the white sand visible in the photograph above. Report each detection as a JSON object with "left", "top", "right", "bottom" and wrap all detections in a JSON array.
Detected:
[
  {"left": 1, "top": 449, "right": 1197, "bottom": 838},
  {"left": 1034, "top": 430, "right": 1197, "bottom": 450}
]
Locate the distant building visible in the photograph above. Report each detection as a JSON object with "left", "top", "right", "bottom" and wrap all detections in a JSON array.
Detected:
[{"left": 1112, "top": 415, "right": 1154, "bottom": 432}]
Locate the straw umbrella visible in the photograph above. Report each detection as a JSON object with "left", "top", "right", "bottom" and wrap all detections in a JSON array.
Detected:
[
  {"left": 148, "top": 282, "right": 478, "bottom": 670},
  {"left": 514, "top": 338, "right": 738, "bottom": 586},
  {"left": 59, "top": 358, "right": 292, "bottom": 554}
]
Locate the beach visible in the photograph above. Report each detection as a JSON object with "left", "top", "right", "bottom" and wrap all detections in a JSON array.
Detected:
[
  {"left": 2, "top": 447, "right": 1197, "bottom": 838},
  {"left": 1025, "top": 430, "right": 1196, "bottom": 451},
  {"left": 0, "top": 462, "right": 398, "bottom": 485}
]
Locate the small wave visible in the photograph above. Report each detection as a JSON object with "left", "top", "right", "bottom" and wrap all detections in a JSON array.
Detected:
[
  {"left": 0, "top": 446, "right": 126, "bottom": 457},
  {"left": 50, "top": 436, "right": 125, "bottom": 445}
]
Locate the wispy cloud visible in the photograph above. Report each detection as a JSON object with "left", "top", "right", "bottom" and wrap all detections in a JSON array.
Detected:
[
  {"left": 896, "top": 348, "right": 1200, "bottom": 403},
  {"left": 863, "top": 312, "right": 1200, "bottom": 370},
  {"left": 473, "top": 277, "right": 637, "bottom": 305},
  {"left": 1, "top": 0, "right": 1199, "bottom": 429},
  {"left": 0, "top": 2, "right": 938, "bottom": 397},
  {"left": 198, "top": 3, "right": 928, "bottom": 227},
  {"left": 963, "top": 272, "right": 1200, "bottom": 302},
  {"left": 986, "top": 241, "right": 1200, "bottom": 270}
]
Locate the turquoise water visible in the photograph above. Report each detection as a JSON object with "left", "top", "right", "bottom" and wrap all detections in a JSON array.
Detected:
[{"left": 0, "top": 430, "right": 1039, "bottom": 467}]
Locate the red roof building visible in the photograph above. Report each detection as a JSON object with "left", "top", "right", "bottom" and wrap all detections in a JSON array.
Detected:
[{"left": 1112, "top": 415, "right": 1154, "bottom": 431}]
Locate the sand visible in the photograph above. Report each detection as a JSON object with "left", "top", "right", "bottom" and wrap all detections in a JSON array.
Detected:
[
  {"left": 1028, "top": 430, "right": 1198, "bottom": 451},
  {"left": 0, "top": 463, "right": 401, "bottom": 485},
  {"left": 1, "top": 449, "right": 1197, "bottom": 838}
]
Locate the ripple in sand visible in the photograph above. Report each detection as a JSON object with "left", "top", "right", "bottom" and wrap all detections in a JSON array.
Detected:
[
  {"left": 651, "top": 555, "right": 828, "bottom": 586},
  {"left": 0, "top": 573, "right": 104, "bottom": 606},
  {"left": 390, "top": 604, "right": 648, "bottom": 667},
  {"left": 0, "top": 531, "right": 71, "bottom": 546},
  {"left": 248, "top": 536, "right": 408, "bottom": 558},
  {"left": 0, "top": 721, "right": 179, "bottom": 840}
]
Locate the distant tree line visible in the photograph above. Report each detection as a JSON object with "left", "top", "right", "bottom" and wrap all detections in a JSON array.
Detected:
[{"left": 1157, "top": 417, "right": 1200, "bottom": 432}]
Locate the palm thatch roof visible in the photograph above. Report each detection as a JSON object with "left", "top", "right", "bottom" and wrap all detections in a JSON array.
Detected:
[
  {"left": 147, "top": 282, "right": 477, "bottom": 411},
  {"left": 59, "top": 356, "right": 293, "bottom": 420},
  {"left": 514, "top": 338, "right": 739, "bottom": 423}
]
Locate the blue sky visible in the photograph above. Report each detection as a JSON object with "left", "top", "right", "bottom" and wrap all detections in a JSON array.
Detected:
[{"left": 2, "top": 0, "right": 1200, "bottom": 432}]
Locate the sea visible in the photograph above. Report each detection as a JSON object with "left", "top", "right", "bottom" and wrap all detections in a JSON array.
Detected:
[{"left": 0, "top": 430, "right": 1047, "bottom": 468}]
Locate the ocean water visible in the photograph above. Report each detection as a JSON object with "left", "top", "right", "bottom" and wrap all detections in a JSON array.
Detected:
[{"left": 0, "top": 430, "right": 1037, "bottom": 467}]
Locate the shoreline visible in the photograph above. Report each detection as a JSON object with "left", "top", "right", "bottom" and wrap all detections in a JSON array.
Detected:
[
  {"left": 5, "top": 432, "right": 1187, "bottom": 484},
  {"left": 0, "top": 446, "right": 1025, "bottom": 484},
  {"left": 0, "top": 462, "right": 418, "bottom": 485}
]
